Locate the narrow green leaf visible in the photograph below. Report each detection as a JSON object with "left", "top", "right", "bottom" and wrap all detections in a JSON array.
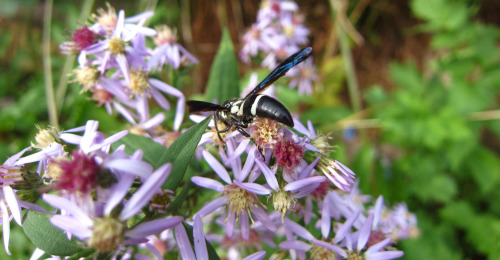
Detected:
[
  {"left": 158, "top": 116, "right": 211, "bottom": 190},
  {"left": 111, "top": 133, "right": 167, "bottom": 167},
  {"left": 206, "top": 27, "right": 240, "bottom": 102},
  {"left": 23, "top": 212, "right": 82, "bottom": 256}
]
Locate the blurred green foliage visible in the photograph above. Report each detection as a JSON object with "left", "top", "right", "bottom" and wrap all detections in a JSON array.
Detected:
[{"left": 360, "top": 0, "right": 500, "bottom": 258}]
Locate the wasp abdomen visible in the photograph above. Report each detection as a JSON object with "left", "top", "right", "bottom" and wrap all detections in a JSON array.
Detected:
[{"left": 243, "top": 94, "right": 294, "bottom": 127}]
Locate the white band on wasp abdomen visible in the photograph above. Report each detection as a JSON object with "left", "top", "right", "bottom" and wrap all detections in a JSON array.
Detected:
[{"left": 250, "top": 95, "right": 264, "bottom": 116}]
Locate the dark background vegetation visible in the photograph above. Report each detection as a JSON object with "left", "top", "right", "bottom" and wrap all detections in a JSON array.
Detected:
[{"left": 1, "top": 0, "right": 499, "bottom": 259}]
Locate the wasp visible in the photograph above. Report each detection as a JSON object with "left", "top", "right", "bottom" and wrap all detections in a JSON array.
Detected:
[{"left": 187, "top": 47, "right": 312, "bottom": 149}]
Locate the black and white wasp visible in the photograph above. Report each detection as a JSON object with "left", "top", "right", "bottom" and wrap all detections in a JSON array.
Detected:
[{"left": 187, "top": 47, "right": 312, "bottom": 146}]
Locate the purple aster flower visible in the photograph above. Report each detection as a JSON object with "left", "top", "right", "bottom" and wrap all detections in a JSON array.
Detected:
[
  {"left": 252, "top": 155, "right": 326, "bottom": 220},
  {"left": 287, "top": 59, "right": 317, "bottom": 95},
  {"left": 148, "top": 78, "right": 186, "bottom": 132},
  {"left": 60, "top": 26, "right": 99, "bottom": 55},
  {"left": 148, "top": 25, "right": 199, "bottom": 70},
  {"left": 316, "top": 157, "right": 356, "bottom": 192},
  {"left": 83, "top": 9, "right": 155, "bottom": 83},
  {"left": 279, "top": 11, "right": 310, "bottom": 46},
  {"left": 279, "top": 218, "right": 346, "bottom": 260},
  {"left": 239, "top": 24, "right": 283, "bottom": 63},
  {"left": 43, "top": 163, "right": 181, "bottom": 252},
  {"left": 333, "top": 213, "right": 404, "bottom": 260},
  {"left": 0, "top": 148, "right": 33, "bottom": 255},
  {"left": 374, "top": 197, "right": 419, "bottom": 241},
  {"left": 191, "top": 149, "right": 275, "bottom": 241}
]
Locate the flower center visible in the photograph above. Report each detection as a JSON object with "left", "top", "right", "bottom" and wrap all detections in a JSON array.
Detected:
[
  {"left": 72, "top": 27, "right": 98, "bottom": 50},
  {"left": 272, "top": 189, "right": 295, "bottom": 221},
  {"left": 128, "top": 71, "right": 150, "bottom": 95},
  {"left": 108, "top": 37, "right": 125, "bottom": 54},
  {"left": 94, "top": 4, "right": 117, "bottom": 31},
  {"left": 72, "top": 66, "right": 99, "bottom": 91},
  {"left": 274, "top": 139, "right": 305, "bottom": 172},
  {"left": 310, "top": 244, "right": 337, "bottom": 260},
  {"left": 88, "top": 216, "right": 125, "bottom": 252},
  {"left": 223, "top": 184, "right": 258, "bottom": 219},
  {"left": 251, "top": 118, "right": 280, "bottom": 149},
  {"left": 150, "top": 190, "right": 174, "bottom": 213},
  {"left": 52, "top": 151, "right": 99, "bottom": 194},
  {"left": 32, "top": 127, "right": 58, "bottom": 149},
  {"left": 45, "top": 156, "right": 70, "bottom": 180},
  {"left": 283, "top": 25, "right": 294, "bottom": 37},
  {"left": 346, "top": 251, "right": 363, "bottom": 260},
  {"left": 92, "top": 89, "right": 114, "bottom": 106},
  {"left": 154, "top": 25, "right": 177, "bottom": 46}
]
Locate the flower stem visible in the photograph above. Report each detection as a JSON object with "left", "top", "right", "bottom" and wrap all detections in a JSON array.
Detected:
[
  {"left": 55, "top": 0, "right": 95, "bottom": 112},
  {"left": 42, "top": 0, "right": 58, "bottom": 129},
  {"left": 330, "top": 0, "right": 362, "bottom": 112}
]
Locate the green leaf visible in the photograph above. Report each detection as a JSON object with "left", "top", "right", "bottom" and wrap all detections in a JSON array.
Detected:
[
  {"left": 411, "top": 173, "right": 457, "bottom": 203},
  {"left": 158, "top": 116, "right": 211, "bottom": 190},
  {"left": 465, "top": 147, "right": 500, "bottom": 194},
  {"left": 389, "top": 62, "right": 425, "bottom": 94},
  {"left": 206, "top": 27, "right": 240, "bottom": 102},
  {"left": 411, "top": 0, "right": 469, "bottom": 31},
  {"left": 111, "top": 134, "right": 167, "bottom": 167},
  {"left": 23, "top": 212, "right": 82, "bottom": 256}
]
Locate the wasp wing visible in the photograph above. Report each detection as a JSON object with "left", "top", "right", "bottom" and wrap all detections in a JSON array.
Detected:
[
  {"left": 187, "top": 100, "right": 225, "bottom": 113},
  {"left": 244, "top": 47, "right": 312, "bottom": 98}
]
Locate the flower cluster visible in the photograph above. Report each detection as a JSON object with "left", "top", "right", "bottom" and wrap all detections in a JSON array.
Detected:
[
  {"left": 0, "top": 120, "right": 195, "bottom": 258},
  {"left": 239, "top": 0, "right": 317, "bottom": 94},
  {"left": 189, "top": 108, "right": 416, "bottom": 259},
  {"left": 61, "top": 5, "right": 198, "bottom": 133}
]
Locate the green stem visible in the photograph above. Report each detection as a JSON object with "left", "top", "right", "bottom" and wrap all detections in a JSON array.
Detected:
[
  {"left": 330, "top": 0, "right": 362, "bottom": 112},
  {"left": 55, "top": 0, "right": 95, "bottom": 114},
  {"left": 42, "top": 0, "right": 58, "bottom": 129}
]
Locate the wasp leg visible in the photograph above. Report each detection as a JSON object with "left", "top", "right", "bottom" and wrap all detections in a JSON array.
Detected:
[
  {"left": 235, "top": 126, "right": 264, "bottom": 157},
  {"left": 235, "top": 126, "right": 251, "bottom": 137},
  {"left": 214, "top": 112, "right": 233, "bottom": 143}
]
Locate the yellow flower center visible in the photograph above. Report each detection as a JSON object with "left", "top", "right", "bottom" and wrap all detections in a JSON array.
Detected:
[
  {"left": 88, "top": 217, "right": 126, "bottom": 252},
  {"left": 108, "top": 38, "right": 125, "bottom": 54},
  {"left": 32, "top": 127, "right": 58, "bottom": 149},
  {"left": 283, "top": 25, "right": 294, "bottom": 37},
  {"left": 72, "top": 66, "right": 100, "bottom": 91},
  {"left": 46, "top": 156, "right": 70, "bottom": 180},
  {"left": 272, "top": 189, "right": 295, "bottom": 221},
  {"left": 310, "top": 244, "right": 337, "bottom": 260},
  {"left": 223, "top": 184, "right": 259, "bottom": 219},
  {"left": 346, "top": 251, "right": 363, "bottom": 260},
  {"left": 128, "top": 71, "right": 150, "bottom": 95},
  {"left": 251, "top": 118, "right": 280, "bottom": 150},
  {"left": 154, "top": 25, "right": 177, "bottom": 46},
  {"left": 94, "top": 3, "right": 117, "bottom": 31}
]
